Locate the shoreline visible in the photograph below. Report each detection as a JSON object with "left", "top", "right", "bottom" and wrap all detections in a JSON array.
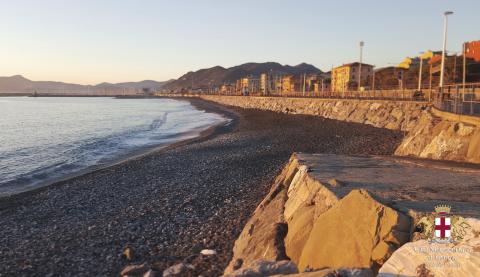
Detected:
[
  {"left": 0, "top": 98, "right": 405, "bottom": 276},
  {"left": 0, "top": 97, "right": 236, "bottom": 206}
]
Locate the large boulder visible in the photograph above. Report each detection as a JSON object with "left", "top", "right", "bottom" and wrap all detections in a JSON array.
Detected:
[
  {"left": 298, "top": 189, "right": 411, "bottom": 272},
  {"left": 224, "top": 159, "right": 300, "bottom": 274},
  {"left": 284, "top": 205, "right": 316, "bottom": 263},
  {"left": 378, "top": 218, "right": 480, "bottom": 277},
  {"left": 283, "top": 169, "right": 338, "bottom": 264}
]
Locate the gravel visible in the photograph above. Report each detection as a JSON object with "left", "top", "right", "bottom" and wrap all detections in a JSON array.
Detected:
[{"left": 0, "top": 98, "right": 403, "bottom": 276}]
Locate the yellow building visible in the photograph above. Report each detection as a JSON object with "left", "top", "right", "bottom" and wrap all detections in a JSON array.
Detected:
[
  {"left": 281, "top": 75, "right": 295, "bottom": 93},
  {"left": 260, "top": 73, "right": 268, "bottom": 94},
  {"left": 331, "top": 62, "right": 374, "bottom": 92},
  {"left": 237, "top": 77, "right": 260, "bottom": 94}
]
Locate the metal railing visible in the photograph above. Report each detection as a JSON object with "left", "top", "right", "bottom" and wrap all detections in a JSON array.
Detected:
[
  {"left": 433, "top": 83, "right": 480, "bottom": 116},
  {"left": 196, "top": 88, "right": 426, "bottom": 102},
  {"left": 162, "top": 82, "right": 480, "bottom": 117}
]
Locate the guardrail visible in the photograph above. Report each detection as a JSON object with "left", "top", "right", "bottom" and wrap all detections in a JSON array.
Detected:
[
  {"left": 433, "top": 83, "right": 480, "bottom": 116},
  {"left": 163, "top": 83, "right": 480, "bottom": 117},
  {"left": 191, "top": 89, "right": 427, "bottom": 102}
]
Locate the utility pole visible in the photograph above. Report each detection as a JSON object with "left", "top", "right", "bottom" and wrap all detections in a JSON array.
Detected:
[
  {"left": 302, "top": 73, "right": 306, "bottom": 96},
  {"left": 372, "top": 66, "right": 376, "bottom": 97},
  {"left": 463, "top": 42, "right": 467, "bottom": 94},
  {"left": 453, "top": 54, "right": 458, "bottom": 84},
  {"left": 429, "top": 63, "right": 433, "bottom": 101},
  {"left": 418, "top": 54, "right": 424, "bottom": 91},
  {"left": 440, "top": 11, "right": 454, "bottom": 89},
  {"left": 358, "top": 41, "right": 364, "bottom": 92}
]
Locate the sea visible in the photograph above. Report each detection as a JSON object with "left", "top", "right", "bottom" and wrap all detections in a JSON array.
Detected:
[{"left": 0, "top": 97, "right": 227, "bottom": 196}]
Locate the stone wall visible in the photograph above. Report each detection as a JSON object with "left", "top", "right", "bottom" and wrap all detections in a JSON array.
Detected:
[
  {"left": 200, "top": 96, "right": 426, "bottom": 132},
  {"left": 395, "top": 108, "right": 480, "bottom": 164},
  {"left": 199, "top": 96, "right": 480, "bottom": 164}
]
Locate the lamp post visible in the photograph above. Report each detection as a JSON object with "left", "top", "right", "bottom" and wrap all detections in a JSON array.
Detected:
[
  {"left": 358, "top": 41, "right": 364, "bottom": 92},
  {"left": 372, "top": 65, "right": 376, "bottom": 98},
  {"left": 440, "top": 11, "right": 454, "bottom": 89},
  {"left": 418, "top": 52, "right": 424, "bottom": 91}
]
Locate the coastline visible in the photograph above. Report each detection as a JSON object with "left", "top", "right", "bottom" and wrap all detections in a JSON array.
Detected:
[
  {"left": 0, "top": 98, "right": 403, "bottom": 276},
  {"left": 0, "top": 97, "right": 236, "bottom": 205}
]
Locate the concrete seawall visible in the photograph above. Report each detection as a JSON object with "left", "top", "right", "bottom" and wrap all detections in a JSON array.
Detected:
[{"left": 199, "top": 95, "right": 480, "bottom": 164}]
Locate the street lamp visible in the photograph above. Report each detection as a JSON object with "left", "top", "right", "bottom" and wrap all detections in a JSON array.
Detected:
[
  {"left": 358, "top": 41, "right": 364, "bottom": 91},
  {"left": 440, "top": 11, "right": 454, "bottom": 88},
  {"left": 418, "top": 52, "right": 424, "bottom": 91}
]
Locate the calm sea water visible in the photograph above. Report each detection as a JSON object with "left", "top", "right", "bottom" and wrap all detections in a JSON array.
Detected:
[{"left": 0, "top": 97, "right": 226, "bottom": 196}]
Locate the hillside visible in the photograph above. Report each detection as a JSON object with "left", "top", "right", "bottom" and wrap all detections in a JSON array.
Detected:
[
  {"left": 0, "top": 75, "right": 171, "bottom": 94},
  {"left": 164, "top": 62, "right": 322, "bottom": 90}
]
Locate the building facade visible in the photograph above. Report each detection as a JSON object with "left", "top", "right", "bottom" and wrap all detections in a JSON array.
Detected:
[
  {"left": 465, "top": 40, "right": 480, "bottom": 62},
  {"left": 331, "top": 62, "right": 374, "bottom": 92},
  {"left": 281, "top": 75, "right": 295, "bottom": 93},
  {"left": 236, "top": 77, "right": 260, "bottom": 95}
]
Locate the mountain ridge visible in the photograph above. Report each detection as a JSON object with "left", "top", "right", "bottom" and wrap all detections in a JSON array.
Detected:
[
  {"left": 164, "top": 62, "right": 322, "bottom": 90},
  {"left": 0, "top": 62, "right": 322, "bottom": 93},
  {"left": 0, "top": 75, "right": 172, "bottom": 94}
]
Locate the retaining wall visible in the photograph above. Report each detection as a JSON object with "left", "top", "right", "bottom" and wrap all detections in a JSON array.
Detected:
[{"left": 199, "top": 95, "right": 480, "bottom": 164}]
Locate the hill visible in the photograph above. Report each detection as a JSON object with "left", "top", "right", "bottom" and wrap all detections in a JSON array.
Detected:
[
  {"left": 164, "top": 62, "right": 322, "bottom": 90},
  {"left": 0, "top": 75, "right": 171, "bottom": 94}
]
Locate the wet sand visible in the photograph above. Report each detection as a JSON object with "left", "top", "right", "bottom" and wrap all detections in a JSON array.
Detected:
[{"left": 0, "top": 98, "right": 403, "bottom": 276}]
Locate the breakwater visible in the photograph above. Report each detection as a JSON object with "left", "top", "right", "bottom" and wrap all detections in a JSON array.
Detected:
[{"left": 198, "top": 95, "right": 480, "bottom": 164}]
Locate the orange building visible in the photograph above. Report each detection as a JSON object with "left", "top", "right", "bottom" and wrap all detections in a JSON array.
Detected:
[{"left": 465, "top": 41, "right": 480, "bottom": 62}]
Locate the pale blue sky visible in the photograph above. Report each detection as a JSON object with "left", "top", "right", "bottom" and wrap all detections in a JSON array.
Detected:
[{"left": 0, "top": 0, "right": 478, "bottom": 84}]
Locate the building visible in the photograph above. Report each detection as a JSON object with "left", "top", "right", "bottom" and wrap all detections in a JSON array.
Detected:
[
  {"left": 373, "top": 66, "right": 407, "bottom": 90},
  {"left": 273, "top": 75, "right": 283, "bottom": 93},
  {"left": 331, "top": 62, "right": 374, "bottom": 92},
  {"left": 309, "top": 72, "right": 331, "bottom": 93},
  {"left": 220, "top": 84, "right": 234, "bottom": 95},
  {"left": 237, "top": 76, "right": 260, "bottom": 95},
  {"left": 281, "top": 75, "right": 295, "bottom": 93},
  {"left": 260, "top": 73, "right": 273, "bottom": 95},
  {"left": 465, "top": 40, "right": 480, "bottom": 62}
]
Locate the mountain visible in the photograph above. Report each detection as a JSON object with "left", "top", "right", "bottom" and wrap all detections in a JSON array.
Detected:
[
  {"left": 0, "top": 75, "right": 171, "bottom": 94},
  {"left": 95, "top": 80, "right": 172, "bottom": 90},
  {"left": 164, "top": 62, "right": 322, "bottom": 90}
]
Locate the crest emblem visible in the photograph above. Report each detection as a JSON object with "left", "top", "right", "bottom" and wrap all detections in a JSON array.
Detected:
[
  {"left": 416, "top": 205, "right": 471, "bottom": 243},
  {"left": 433, "top": 205, "right": 451, "bottom": 240}
]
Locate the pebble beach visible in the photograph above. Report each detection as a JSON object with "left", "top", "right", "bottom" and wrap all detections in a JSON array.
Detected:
[{"left": 0, "top": 98, "right": 403, "bottom": 276}]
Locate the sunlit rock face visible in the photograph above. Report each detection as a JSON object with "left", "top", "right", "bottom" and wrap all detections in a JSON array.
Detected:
[{"left": 297, "top": 189, "right": 411, "bottom": 272}]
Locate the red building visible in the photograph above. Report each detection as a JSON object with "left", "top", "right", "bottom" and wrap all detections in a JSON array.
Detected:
[{"left": 465, "top": 41, "right": 480, "bottom": 62}]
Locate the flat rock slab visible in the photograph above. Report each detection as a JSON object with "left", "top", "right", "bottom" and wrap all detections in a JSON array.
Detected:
[{"left": 296, "top": 153, "right": 480, "bottom": 217}]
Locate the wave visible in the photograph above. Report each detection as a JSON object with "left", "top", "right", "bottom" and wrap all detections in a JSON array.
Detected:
[
  {"left": 149, "top": 112, "right": 168, "bottom": 130},
  {"left": 0, "top": 98, "right": 226, "bottom": 196}
]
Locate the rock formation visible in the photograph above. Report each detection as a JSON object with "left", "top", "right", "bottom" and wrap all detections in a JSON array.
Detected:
[
  {"left": 298, "top": 190, "right": 410, "bottom": 272},
  {"left": 223, "top": 155, "right": 413, "bottom": 275}
]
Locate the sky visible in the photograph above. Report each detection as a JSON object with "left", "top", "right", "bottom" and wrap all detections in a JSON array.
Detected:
[{"left": 0, "top": 0, "right": 479, "bottom": 84}]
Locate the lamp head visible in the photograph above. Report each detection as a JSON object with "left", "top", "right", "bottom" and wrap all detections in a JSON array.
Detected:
[{"left": 444, "top": 11, "right": 454, "bottom": 16}]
